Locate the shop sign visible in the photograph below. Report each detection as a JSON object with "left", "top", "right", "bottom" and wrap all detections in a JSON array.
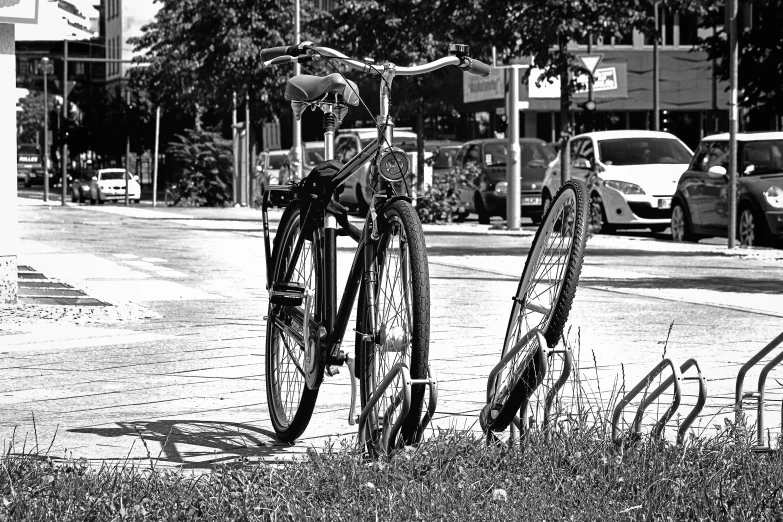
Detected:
[
  {"left": 463, "top": 68, "right": 504, "bottom": 103},
  {"left": 0, "top": 0, "right": 39, "bottom": 25}
]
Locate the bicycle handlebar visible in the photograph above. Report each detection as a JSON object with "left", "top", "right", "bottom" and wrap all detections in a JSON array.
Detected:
[{"left": 260, "top": 43, "right": 491, "bottom": 77}]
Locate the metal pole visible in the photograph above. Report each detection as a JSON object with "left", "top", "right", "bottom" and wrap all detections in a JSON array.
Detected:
[
  {"left": 507, "top": 66, "right": 521, "bottom": 230},
  {"left": 587, "top": 33, "right": 593, "bottom": 132},
  {"left": 232, "top": 91, "right": 238, "bottom": 205},
  {"left": 246, "top": 91, "right": 252, "bottom": 207},
  {"left": 559, "top": 35, "right": 571, "bottom": 184},
  {"left": 653, "top": 2, "right": 660, "bottom": 131},
  {"left": 124, "top": 90, "right": 130, "bottom": 206},
  {"left": 61, "top": 39, "right": 68, "bottom": 206},
  {"left": 152, "top": 106, "right": 161, "bottom": 207},
  {"left": 293, "top": 0, "right": 302, "bottom": 180},
  {"left": 728, "top": 0, "right": 738, "bottom": 249},
  {"left": 42, "top": 57, "right": 49, "bottom": 202}
]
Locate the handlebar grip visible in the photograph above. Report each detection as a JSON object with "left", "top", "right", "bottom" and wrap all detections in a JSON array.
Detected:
[
  {"left": 260, "top": 45, "right": 298, "bottom": 61},
  {"left": 462, "top": 57, "right": 491, "bottom": 77}
]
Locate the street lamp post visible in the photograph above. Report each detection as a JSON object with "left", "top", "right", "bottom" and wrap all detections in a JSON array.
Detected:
[{"left": 41, "top": 56, "right": 50, "bottom": 202}]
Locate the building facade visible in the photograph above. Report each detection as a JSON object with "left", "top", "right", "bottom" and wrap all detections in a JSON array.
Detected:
[{"left": 104, "top": 0, "right": 158, "bottom": 90}]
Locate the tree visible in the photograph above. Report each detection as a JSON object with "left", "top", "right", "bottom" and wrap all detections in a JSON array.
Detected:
[
  {"left": 314, "top": 0, "right": 487, "bottom": 191},
  {"left": 166, "top": 128, "right": 234, "bottom": 206},
  {"left": 699, "top": 0, "right": 783, "bottom": 124}
]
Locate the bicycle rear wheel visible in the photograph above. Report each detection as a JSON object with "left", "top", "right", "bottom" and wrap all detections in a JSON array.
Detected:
[
  {"left": 356, "top": 200, "right": 430, "bottom": 455},
  {"left": 483, "top": 180, "right": 588, "bottom": 433},
  {"left": 265, "top": 201, "right": 321, "bottom": 442}
]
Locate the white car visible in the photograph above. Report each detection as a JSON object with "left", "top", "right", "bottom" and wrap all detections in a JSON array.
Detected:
[
  {"left": 334, "top": 128, "right": 431, "bottom": 213},
  {"left": 542, "top": 130, "right": 693, "bottom": 233},
  {"left": 90, "top": 168, "right": 141, "bottom": 204}
]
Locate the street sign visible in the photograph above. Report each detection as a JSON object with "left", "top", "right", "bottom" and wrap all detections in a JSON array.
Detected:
[
  {"left": 578, "top": 54, "right": 603, "bottom": 76},
  {"left": 0, "top": 0, "right": 39, "bottom": 24},
  {"left": 463, "top": 68, "right": 504, "bottom": 103},
  {"left": 36, "top": 58, "right": 53, "bottom": 75}
]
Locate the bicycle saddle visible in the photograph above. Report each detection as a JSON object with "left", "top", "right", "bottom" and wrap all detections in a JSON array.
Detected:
[{"left": 285, "top": 73, "right": 360, "bottom": 106}]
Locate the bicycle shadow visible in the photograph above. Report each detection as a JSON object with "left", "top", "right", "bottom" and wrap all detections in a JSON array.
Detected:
[{"left": 69, "top": 419, "right": 295, "bottom": 469}]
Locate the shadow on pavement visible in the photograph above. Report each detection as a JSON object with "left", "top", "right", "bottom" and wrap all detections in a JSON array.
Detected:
[
  {"left": 584, "top": 275, "right": 783, "bottom": 294},
  {"left": 69, "top": 420, "right": 292, "bottom": 468}
]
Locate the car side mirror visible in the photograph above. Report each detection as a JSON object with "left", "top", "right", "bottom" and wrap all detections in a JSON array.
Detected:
[
  {"left": 707, "top": 165, "right": 727, "bottom": 177},
  {"left": 91, "top": 176, "right": 98, "bottom": 181},
  {"left": 573, "top": 157, "right": 591, "bottom": 169}
]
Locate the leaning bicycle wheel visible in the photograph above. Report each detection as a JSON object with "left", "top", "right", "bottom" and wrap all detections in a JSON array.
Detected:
[
  {"left": 482, "top": 180, "right": 589, "bottom": 433},
  {"left": 265, "top": 201, "right": 321, "bottom": 442},
  {"left": 356, "top": 200, "right": 430, "bottom": 455}
]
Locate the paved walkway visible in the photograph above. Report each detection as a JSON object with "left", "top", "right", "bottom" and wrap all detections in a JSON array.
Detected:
[{"left": 2, "top": 198, "right": 783, "bottom": 467}]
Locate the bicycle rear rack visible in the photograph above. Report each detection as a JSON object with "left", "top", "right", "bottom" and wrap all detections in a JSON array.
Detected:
[
  {"left": 735, "top": 330, "right": 783, "bottom": 451},
  {"left": 482, "top": 328, "right": 573, "bottom": 446},
  {"left": 611, "top": 358, "right": 707, "bottom": 448},
  {"left": 354, "top": 362, "right": 438, "bottom": 456}
]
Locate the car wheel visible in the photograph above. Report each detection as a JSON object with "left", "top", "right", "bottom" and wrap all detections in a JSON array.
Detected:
[
  {"left": 356, "top": 184, "right": 370, "bottom": 216},
  {"left": 475, "top": 192, "right": 490, "bottom": 225},
  {"left": 589, "top": 193, "right": 614, "bottom": 234},
  {"left": 670, "top": 201, "right": 697, "bottom": 242},
  {"left": 738, "top": 206, "right": 768, "bottom": 247},
  {"left": 454, "top": 211, "right": 470, "bottom": 223}
]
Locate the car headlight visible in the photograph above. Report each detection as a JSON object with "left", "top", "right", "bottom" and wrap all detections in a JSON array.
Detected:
[
  {"left": 494, "top": 181, "right": 508, "bottom": 195},
  {"left": 763, "top": 186, "right": 783, "bottom": 209},
  {"left": 604, "top": 180, "right": 646, "bottom": 195}
]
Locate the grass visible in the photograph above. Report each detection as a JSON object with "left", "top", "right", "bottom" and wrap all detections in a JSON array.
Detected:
[{"left": 2, "top": 417, "right": 783, "bottom": 520}]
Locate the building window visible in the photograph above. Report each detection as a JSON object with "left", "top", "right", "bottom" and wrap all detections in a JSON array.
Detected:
[{"left": 679, "top": 13, "right": 699, "bottom": 46}]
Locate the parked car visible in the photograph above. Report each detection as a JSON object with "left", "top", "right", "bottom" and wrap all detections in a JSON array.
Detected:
[
  {"left": 454, "top": 138, "right": 556, "bottom": 224},
  {"left": 335, "top": 128, "right": 430, "bottom": 213},
  {"left": 256, "top": 149, "right": 288, "bottom": 186},
  {"left": 70, "top": 168, "right": 95, "bottom": 203},
  {"left": 425, "top": 140, "right": 462, "bottom": 181},
  {"left": 671, "top": 132, "right": 783, "bottom": 247},
  {"left": 542, "top": 130, "right": 693, "bottom": 233},
  {"left": 89, "top": 168, "right": 141, "bottom": 204},
  {"left": 278, "top": 141, "right": 325, "bottom": 186}
]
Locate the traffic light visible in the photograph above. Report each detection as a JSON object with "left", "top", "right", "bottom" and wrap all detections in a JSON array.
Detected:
[{"left": 579, "top": 100, "right": 596, "bottom": 112}]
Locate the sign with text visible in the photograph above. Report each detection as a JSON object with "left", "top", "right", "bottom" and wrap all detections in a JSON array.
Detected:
[
  {"left": 528, "top": 63, "right": 627, "bottom": 99},
  {"left": 0, "top": 0, "right": 38, "bottom": 24},
  {"left": 463, "top": 68, "right": 505, "bottom": 103}
]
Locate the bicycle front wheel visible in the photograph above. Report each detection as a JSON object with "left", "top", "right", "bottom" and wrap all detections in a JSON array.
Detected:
[
  {"left": 265, "top": 201, "right": 321, "bottom": 442},
  {"left": 484, "top": 180, "right": 588, "bottom": 433},
  {"left": 356, "top": 200, "right": 430, "bottom": 455}
]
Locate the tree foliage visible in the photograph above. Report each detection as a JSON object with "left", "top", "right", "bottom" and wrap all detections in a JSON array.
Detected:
[{"left": 166, "top": 129, "right": 234, "bottom": 207}]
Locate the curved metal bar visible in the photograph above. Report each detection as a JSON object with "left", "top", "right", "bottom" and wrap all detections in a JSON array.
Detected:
[
  {"left": 735, "top": 330, "right": 783, "bottom": 420},
  {"left": 676, "top": 359, "right": 707, "bottom": 445},
  {"left": 357, "top": 363, "right": 411, "bottom": 454},
  {"left": 517, "top": 345, "right": 548, "bottom": 435},
  {"left": 755, "top": 346, "right": 783, "bottom": 447},
  {"left": 312, "top": 47, "right": 462, "bottom": 77},
  {"left": 542, "top": 349, "right": 574, "bottom": 431},
  {"left": 485, "top": 328, "right": 546, "bottom": 404},
  {"left": 381, "top": 389, "right": 409, "bottom": 455},
  {"left": 413, "top": 368, "right": 438, "bottom": 444},
  {"left": 612, "top": 358, "right": 682, "bottom": 447}
]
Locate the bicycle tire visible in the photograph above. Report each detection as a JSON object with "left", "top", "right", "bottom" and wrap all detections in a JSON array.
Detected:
[
  {"left": 356, "top": 199, "right": 430, "bottom": 455},
  {"left": 483, "top": 179, "right": 588, "bottom": 433},
  {"left": 265, "top": 201, "right": 321, "bottom": 442}
]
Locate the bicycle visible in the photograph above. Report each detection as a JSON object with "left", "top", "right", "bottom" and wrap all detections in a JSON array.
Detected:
[
  {"left": 260, "top": 42, "right": 490, "bottom": 455},
  {"left": 480, "top": 179, "right": 589, "bottom": 436}
]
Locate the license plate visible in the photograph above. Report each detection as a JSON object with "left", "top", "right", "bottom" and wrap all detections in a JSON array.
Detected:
[
  {"left": 522, "top": 197, "right": 542, "bottom": 206},
  {"left": 657, "top": 198, "right": 672, "bottom": 209}
]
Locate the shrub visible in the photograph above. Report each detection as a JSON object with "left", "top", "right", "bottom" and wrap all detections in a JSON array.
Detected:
[
  {"left": 166, "top": 129, "right": 233, "bottom": 207},
  {"left": 417, "top": 163, "right": 480, "bottom": 224}
]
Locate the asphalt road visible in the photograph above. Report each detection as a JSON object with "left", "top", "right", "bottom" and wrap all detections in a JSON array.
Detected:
[{"left": 3, "top": 190, "right": 783, "bottom": 467}]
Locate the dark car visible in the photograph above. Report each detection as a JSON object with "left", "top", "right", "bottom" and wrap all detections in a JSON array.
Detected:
[
  {"left": 455, "top": 138, "right": 556, "bottom": 224},
  {"left": 70, "top": 168, "right": 95, "bottom": 203},
  {"left": 671, "top": 132, "right": 783, "bottom": 247},
  {"left": 425, "top": 140, "right": 462, "bottom": 181}
]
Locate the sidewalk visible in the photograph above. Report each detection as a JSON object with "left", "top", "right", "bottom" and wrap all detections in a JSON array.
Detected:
[{"left": 3, "top": 197, "right": 783, "bottom": 468}]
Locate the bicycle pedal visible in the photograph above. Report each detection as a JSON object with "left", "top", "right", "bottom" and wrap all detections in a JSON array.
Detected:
[{"left": 270, "top": 282, "right": 305, "bottom": 306}]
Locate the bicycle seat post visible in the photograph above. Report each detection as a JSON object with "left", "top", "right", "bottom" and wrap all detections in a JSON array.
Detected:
[{"left": 322, "top": 104, "right": 336, "bottom": 161}]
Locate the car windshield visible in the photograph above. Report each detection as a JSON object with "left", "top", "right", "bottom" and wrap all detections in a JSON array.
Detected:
[
  {"left": 100, "top": 171, "right": 128, "bottom": 180},
  {"left": 268, "top": 155, "right": 286, "bottom": 169},
  {"left": 361, "top": 136, "right": 418, "bottom": 152},
  {"left": 741, "top": 140, "right": 783, "bottom": 175},
  {"left": 304, "top": 149, "right": 325, "bottom": 166},
  {"left": 484, "top": 142, "right": 554, "bottom": 167},
  {"left": 598, "top": 138, "right": 692, "bottom": 166}
]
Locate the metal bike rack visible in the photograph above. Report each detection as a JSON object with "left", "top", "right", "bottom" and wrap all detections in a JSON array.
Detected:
[
  {"left": 356, "top": 363, "right": 438, "bottom": 456},
  {"left": 633, "top": 358, "right": 707, "bottom": 446},
  {"left": 735, "top": 330, "right": 783, "bottom": 451},
  {"left": 611, "top": 358, "right": 683, "bottom": 448}
]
